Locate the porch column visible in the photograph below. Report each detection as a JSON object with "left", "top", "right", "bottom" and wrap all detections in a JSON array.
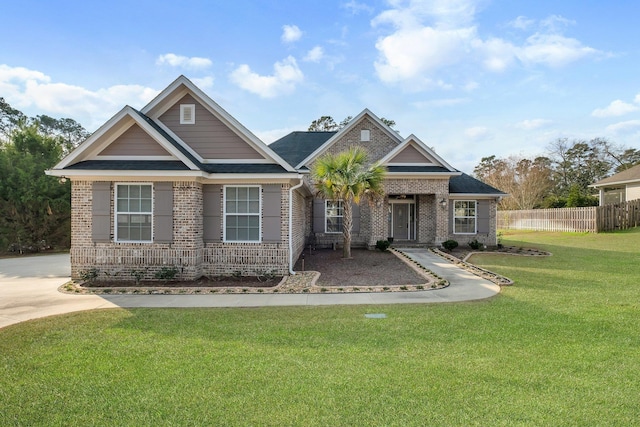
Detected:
[
  {"left": 435, "top": 193, "right": 448, "bottom": 244},
  {"left": 368, "top": 200, "right": 387, "bottom": 249}
]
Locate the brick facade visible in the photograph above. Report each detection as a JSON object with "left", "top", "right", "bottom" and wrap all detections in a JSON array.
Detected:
[{"left": 70, "top": 180, "right": 298, "bottom": 281}]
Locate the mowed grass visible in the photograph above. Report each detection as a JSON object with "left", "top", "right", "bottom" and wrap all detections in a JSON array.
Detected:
[{"left": 1, "top": 230, "right": 639, "bottom": 426}]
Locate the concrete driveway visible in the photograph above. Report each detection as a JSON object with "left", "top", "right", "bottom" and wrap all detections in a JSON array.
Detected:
[
  {"left": 0, "top": 254, "right": 116, "bottom": 329},
  {"left": 1, "top": 251, "right": 500, "bottom": 329}
]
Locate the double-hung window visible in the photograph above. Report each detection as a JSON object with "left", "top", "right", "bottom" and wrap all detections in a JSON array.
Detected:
[
  {"left": 453, "top": 200, "right": 477, "bottom": 234},
  {"left": 325, "top": 200, "right": 343, "bottom": 233},
  {"left": 225, "top": 186, "right": 261, "bottom": 242},
  {"left": 115, "top": 184, "right": 153, "bottom": 242}
]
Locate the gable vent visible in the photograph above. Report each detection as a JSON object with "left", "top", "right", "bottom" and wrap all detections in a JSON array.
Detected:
[
  {"left": 360, "top": 129, "right": 370, "bottom": 142},
  {"left": 180, "top": 104, "right": 195, "bottom": 124}
]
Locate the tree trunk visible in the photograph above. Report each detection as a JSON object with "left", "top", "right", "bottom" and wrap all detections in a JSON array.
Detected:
[{"left": 342, "top": 200, "right": 352, "bottom": 259}]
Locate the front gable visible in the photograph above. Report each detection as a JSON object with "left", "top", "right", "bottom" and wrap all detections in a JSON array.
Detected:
[
  {"left": 97, "top": 123, "right": 174, "bottom": 158},
  {"left": 49, "top": 106, "right": 200, "bottom": 174},
  {"left": 386, "top": 142, "right": 438, "bottom": 166},
  {"left": 380, "top": 135, "right": 458, "bottom": 174},
  {"left": 297, "top": 109, "right": 402, "bottom": 169}
]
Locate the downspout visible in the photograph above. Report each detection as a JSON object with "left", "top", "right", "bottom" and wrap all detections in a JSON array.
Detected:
[{"left": 289, "top": 178, "right": 305, "bottom": 275}]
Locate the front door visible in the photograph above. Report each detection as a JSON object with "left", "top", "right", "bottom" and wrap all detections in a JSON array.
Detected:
[{"left": 393, "top": 204, "right": 409, "bottom": 240}]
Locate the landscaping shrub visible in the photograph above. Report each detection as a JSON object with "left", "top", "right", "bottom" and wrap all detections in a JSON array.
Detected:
[
  {"left": 375, "top": 240, "right": 391, "bottom": 252},
  {"left": 468, "top": 239, "right": 481, "bottom": 250},
  {"left": 442, "top": 239, "right": 458, "bottom": 251}
]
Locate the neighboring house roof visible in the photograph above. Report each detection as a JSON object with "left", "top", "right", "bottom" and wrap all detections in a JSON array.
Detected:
[
  {"left": 270, "top": 131, "right": 336, "bottom": 167},
  {"left": 591, "top": 164, "right": 640, "bottom": 188},
  {"left": 449, "top": 173, "right": 506, "bottom": 196}
]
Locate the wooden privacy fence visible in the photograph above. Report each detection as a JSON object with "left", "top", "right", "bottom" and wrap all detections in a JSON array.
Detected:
[{"left": 498, "top": 200, "right": 640, "bottom": 232}]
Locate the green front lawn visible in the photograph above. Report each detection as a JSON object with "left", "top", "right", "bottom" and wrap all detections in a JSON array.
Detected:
[{"left": 1, "top": 229, "right": 639, "bottom": 426}]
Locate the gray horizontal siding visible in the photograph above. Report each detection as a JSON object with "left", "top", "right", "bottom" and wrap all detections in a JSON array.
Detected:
[
  {"left": 98, "top": 124, "right": 169, "bottom": 156},
  {"left": 159, "top": 94, "right": 264, "bottom": 160}
]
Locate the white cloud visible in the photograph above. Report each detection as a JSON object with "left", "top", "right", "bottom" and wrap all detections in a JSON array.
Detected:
[
  {"left": 516, "top": 33, "right": 598, "bottom": 68},
  {"left": 371, "top": 1, "right": 602, "bottom": 86},
  {"left": 592, "top": 99, "right": 639, "bottom": 117},
  {"left": 229, "top": 56, "right": 303, "bottom": 98},
  {"left": 156, "top": 53, "right": 212, "bottom": 69},
  {"left": 465, "top": 126, "right": 490, "bottom": 139},
  {"left": 515, "top": 119, "right": 553, "bottom": 130},
  {"left": 0, "top": 64, "right": 158, "bottom": 130},
  {"left": 341, "top": 0, "right": 374, "bottom": 15},
  {"left": 304, "top": 46, "right": 324, "bottom": 63},
  {"left": 606, "top": 120, "right": 640, "bottom": 134},
  {"left": 281, "top": 25, "right": 303, "bottom": 43},
  {"left": 508, "top": 16, "right": 535, "bottom": 30}
]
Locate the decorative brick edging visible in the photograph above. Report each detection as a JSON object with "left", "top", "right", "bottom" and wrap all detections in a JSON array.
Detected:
[{"left": 431, "top": 248, "right": 515, "bottom": 286}]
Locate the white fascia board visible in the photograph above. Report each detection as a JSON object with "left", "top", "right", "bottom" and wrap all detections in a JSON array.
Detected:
[
  {"left": 45, "top": 169, "right": 204, "bottom": 178},
  {"left": 142, "top": 76, "right": 296, "bottom": 172},
  {"left": 295, "top": 108, "right": 403, "bottom": 169},
  {"left": 386, "top": 171, "right": 463, "bottom": 178},
  {"left": 590, "top": 178, "right": 640, "bottom": 188}
]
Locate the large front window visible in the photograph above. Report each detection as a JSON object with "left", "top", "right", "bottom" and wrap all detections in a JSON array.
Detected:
[
  {"left": 453, "top": 200, "right": 476, "bottom": 234},
  {"left": 225, "top": 186, "right": 261, "bottom": 242},
  {"left": 326, "top": 200, "right": 343, "bottom": 233},
  {"left": 115, "top": 184, "right": 152, "bottom": 242}
]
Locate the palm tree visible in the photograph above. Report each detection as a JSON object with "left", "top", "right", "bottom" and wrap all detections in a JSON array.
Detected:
[{"left": 311, "top": 146, "right": 387, "bottom": 258}]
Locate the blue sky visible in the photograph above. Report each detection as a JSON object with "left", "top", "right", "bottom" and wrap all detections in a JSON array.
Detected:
[{"left": 2, "top": 0, "right": 640, "bottom": 173}]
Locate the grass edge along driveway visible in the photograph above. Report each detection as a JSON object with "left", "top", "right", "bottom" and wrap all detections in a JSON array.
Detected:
[{"left": 1, "top": 229, "right": 639, "bottom": 426}]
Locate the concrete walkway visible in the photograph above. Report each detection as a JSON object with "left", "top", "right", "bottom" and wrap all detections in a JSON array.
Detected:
[{"left": 0, "top": 251, "right": 500, "bottom": 329}]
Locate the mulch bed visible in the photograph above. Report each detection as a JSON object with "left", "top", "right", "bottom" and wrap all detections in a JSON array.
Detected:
[
  {"left": 294, "top": 248, "right": 426, "bottom": 287},
  {"left": 84, "top": 275, "right": 282, "bottom": 289}
]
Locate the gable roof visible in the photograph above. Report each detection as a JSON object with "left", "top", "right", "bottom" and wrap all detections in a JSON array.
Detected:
[
  {"left": 51, "top": 106, "right": 201, "bottom": 171},
  {"left": 270, "top": 131, "right": 336, "bottom": 167},
  {"left": 47, "top": 76, "right": 298, "bottom": 177},
  {"left": 294, "top": 109, "right": 402, "bottom": 169},
  {"left": 380, "top": 134, "right": 457, "bottom": 172},
  {"left": 449, "top": 173, "right": 506, "bottom": 196},
  {"left": 591, "top": 163, "right": 640, "bottom": 188},
  {"left": 141, "top": 76, "right": 295, "bottom": 171}
]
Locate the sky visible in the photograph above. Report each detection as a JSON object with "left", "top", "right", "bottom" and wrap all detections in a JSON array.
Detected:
[{"left": 2, "top": 0, "right": 640, "bottom": 173}]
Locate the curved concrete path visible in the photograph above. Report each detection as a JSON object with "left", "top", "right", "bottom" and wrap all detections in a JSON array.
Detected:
[{"left": 0, "top": 251, "right": 499, "bottom": 329}]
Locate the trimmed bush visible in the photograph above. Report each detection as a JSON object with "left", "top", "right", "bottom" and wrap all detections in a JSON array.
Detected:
[
  {"left": 442, "top": 239, "right": 458, "bottom": 251},
  {"left": 376, "top": 240, "right": 391, "bottom": 252}
]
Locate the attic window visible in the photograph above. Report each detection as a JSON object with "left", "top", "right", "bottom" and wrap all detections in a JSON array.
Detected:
[
  {"left": 360, "top": 129, "right": 370, "bottom": 142},
  {"left": 180, "top": 104, "right": 195, "bottom": 124}
]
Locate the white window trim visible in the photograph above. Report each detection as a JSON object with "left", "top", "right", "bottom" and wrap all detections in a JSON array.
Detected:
[
  {"left": 223, "top": 185, "right": 262, "bottom": 243},
  {"left": 325, "top": 199, "right": 343, "bottom": 234},
  {"left": 114, "top": 183, "right": 154, "bottom": 243},
  {"left": 360, "top": 129, "right": 370, "bottom": 142},
  {"left": 453, "top": 200, "right": 477, "bottom": 235},
  {"left": 180, "top": 104, "right": 195, "bottom": 125}
]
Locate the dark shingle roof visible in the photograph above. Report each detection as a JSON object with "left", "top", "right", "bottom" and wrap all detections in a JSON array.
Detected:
[
  {"left": 270, "top": 131, "right": 336, "bottom": 167},
  {"left": 449, "top": 173, "right": 506, "bottom": 195},
  {"left": 65, "top": 160, "right": 190, "bottom": 170},
  {"left": 386, "top": 166, "right": 453, "bottom": 173},
  {"left": 200, "top": 164, "right": 289, "bottom": 174}
]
